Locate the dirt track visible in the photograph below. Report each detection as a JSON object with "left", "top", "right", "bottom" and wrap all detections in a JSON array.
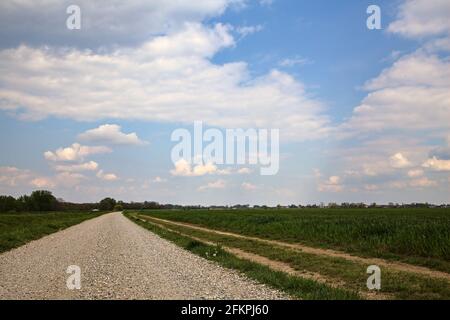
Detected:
[{"left": 140, "top": 215, "right": 450, "bottom": 281}]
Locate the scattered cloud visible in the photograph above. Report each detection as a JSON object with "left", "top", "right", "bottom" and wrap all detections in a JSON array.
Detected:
[
  {"left": 54, "top": 172, "right": 86, "bottom": 188},
  {"left": 79, "top": 124, "right": 147, "bottom": 146},
  {"left": 171, "top": 159, "right": 219, "bottom": 177},
  {"left": 407, "top": 169, "right": 424, "bottom": 178},
  {"left": 30, "top": 177, "right": 55, "bottom": 188},
  {"left": 332, "top": 0, "right": 450, "bottom": 199},
  {"left": 96, "top": 170, "right": 118, "bottom": 181},
  {"left": 54, "top": 161, "right": 99, "bottom": 172},
  {"left": 318, "top": 176, "right": 343, "bottom": 193},
  {"left": 153, "top": 176, "right": 167, "bottom": 183},
  {"left": 0, "top": 0, "right": 241, "bottom": 48},
  {"left": 0, "top": 166, "right": 89, "bottom": 190},
  {"left": 198, "top": 179, "right": 227, "bottom": 191},
  {"left": 235, "top": 24, "right": 263, "bottom": 38},
  {"left": 364, "top": 184, "right": 379, "bottom": 191},
  {"left": 259, "top": 0, "right": 274, "bottom": 6},
  {"left": 170, "top": 159, "right": 242, "bottom": 177},
  {"left": 241, "top": 182, "right": 258, "bottom": 191},
  {"left": 390, "top": 153, "right": 413, "bottom": 169},
  {"left": 342, "top": 52, "right": 450, "bottom": 134},
  {"left": 0, "top": 167, "right": 33, "bottom": 187},
  {"left": 0, "top": 23, "right": 329, "bottom": 141},
  {"left": 388, "top": 0, "right": 450, "bottom": 38},
  {"left": 279, "top": 56, "right": 312, "bottom": 67},
  {"left": 237, "top": 167, "right": 252, "bottom": 174},
  {"left": 44, "top": 143, "right": 111, "bottom": 162},
  {"left": 409, "top": 177, "right": 438, "bottom": 188},
  {"left": 422, "top": 157, "right": 450, "bottom": 171}
]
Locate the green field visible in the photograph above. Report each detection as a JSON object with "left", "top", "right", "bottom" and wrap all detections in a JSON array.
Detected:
[
  {"left": 0, "top": 212, "right": 102, "bottom": 253},
  {"left": 137, "top": 208, "right": 450, "bottom": 272},
  {"left": 128, "top": 208, "right": 450, "bottom": 299},
  {"left": 126, "top": 213, "right": 360, "bottom": 300}
]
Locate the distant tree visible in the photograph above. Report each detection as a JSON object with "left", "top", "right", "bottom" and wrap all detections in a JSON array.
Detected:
[
  {"left": 113, "top": 204, "right": 124, "bottom": 211},
  {"left": 143, "top": 201, "right": 161, "bottom": 209},
  {"left": 28, "top": 190, "right": 58, "bottom": 211},
  {"left": 0, "top": 195, "right": 17, "bottom": 212},
  {"left": 16, "top": 195, "right": 31, "bottom": 211},
  {"left": 99, "top": 197, "right": 116, "bottom": 211}
]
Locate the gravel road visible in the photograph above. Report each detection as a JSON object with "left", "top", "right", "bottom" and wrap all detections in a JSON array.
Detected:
[{"left": 0, "top": 212, "right": 287, "bottom": 300}]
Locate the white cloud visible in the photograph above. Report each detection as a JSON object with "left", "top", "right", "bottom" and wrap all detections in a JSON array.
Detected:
[
  {"left": 170, "top": 159, "right": 238, "bottom": 177},
  {"left": 279, "top": 56, "right": 311, "bottom": 67},
  {"left": 54, "top": 161, "right": 99, "bottom": 172},
  {"left": 237, "top": 167, "right": 252, "bottom": 174},
  {"left": 422, "top": 157, "right": 450, "bottom": 171},
  {"left": 364, "top": 184, "right": 379, "bottom": 191},
  {"left": 0, "top": 0, "right": 241, "bottom": 48},
  {"left": 328, "top": 176, "right": 340, "bottom": 185},
  {"left": 54, "top": 172, "right": 86, "bottom": 188},
  {"left": 389, "top": 180, "right": 408, "bottom": 189},
  {"left": 44, "top": 143, "right": 111, "bottom": 162},
  {"left": 153, "top": 176, "right": 167, "bottom": 183},
  {"left": 343, "top": 52, "right": 450, "bottom": 134},
  {"left": 335, "top": 2, "right": 450, "bottom": 196},
  {"left": 0, "top": 166, "right": 88, "bottom": 190},
  {"left": 0, "top": 166, "right": 89, "bottom": 190},
  {"left": 170, "top": 159, "right": 192, "bottom": 176},
  {"left": 171, "top": 159, "right": 219, "bottom": 177},
  {"left": 409, "top": 177, "right": 438, "bottom": 188},
  {"left": 407, "top": 169, "right": 424, "bottom": 178},
  {"left": 241, "top": 182, "right": 257, "bottom": 191},
  {"left": 390, "top": 177, "right": 438, "bottom": 189},
  {"left": 365, "top": 54, "right": 450, "bottom": 90},
  {"left": 259, "top": 0, "right": 274, "bottom": 6},
  {"left": 0, "top": 167, "right": 33, "bottom": 187},
  {"left": 30, "top": 177, "right": 55, "bottom": 188},
  {"left": 313, "top": 168, "right": 322, "bottom": 178},
  {"left": 424, "top": 37, "right": 450, "bottom": 52},
  {"left": 198, "top": 179, "right": 227, "bottom": 191},
  {"left": 96, "top": 170, "right": 118, "bottom": 181},
  {"left": 235, "top": 25, "right": 263, "bottom": 38},
  {"left": 79, "top": 124, "right": 147, "bottom": 146},
  {"left": 318, "top": 176, "right": 343, "bottom": 193},
  {"left": 388, "top": 0, "right": 450, "bottom": 38},
  {"left": 390, "top": 153, "right": 413, "bottom": 169},
  {"left": 0, "top": 23, "right": 329, "bottom": 141}
]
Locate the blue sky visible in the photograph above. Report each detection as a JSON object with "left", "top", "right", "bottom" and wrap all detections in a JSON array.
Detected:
[{"left": 0, "top": 0, "right": 449, "bottom": 204}]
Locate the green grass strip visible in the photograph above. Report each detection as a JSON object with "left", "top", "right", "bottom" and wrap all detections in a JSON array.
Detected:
[
  {"left": 126, "top": 212, "right": 360, "bottom": 300},
  {"left": 0, "top": 211, "right": 103, "bottom": 253},
  {"left": 138, "top": 214, "right": 450, "bottom": 300}
]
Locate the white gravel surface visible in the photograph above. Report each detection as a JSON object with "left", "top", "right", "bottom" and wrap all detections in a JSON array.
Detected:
[{"left": 0, "top": 212, "right": 287, "bottom": 300}]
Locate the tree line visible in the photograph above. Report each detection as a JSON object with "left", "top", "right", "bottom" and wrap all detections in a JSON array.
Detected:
[
  {"left": 0, "top": 191, "right": 122, "bottom": 213},
  {"left": 0, "top": 190, "right": 181, "bottom": 213},
  {"left": 1, "top": 190, "right": 449, "bottom": 213}
]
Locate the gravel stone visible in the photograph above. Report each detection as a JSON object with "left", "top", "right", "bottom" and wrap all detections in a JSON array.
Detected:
[{"left": 0, "top": 212, "right": 288, "bottom": 300}]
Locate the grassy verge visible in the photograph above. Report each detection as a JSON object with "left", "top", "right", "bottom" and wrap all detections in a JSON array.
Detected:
[
  {"left": 125, "top": 212, "right": 360, "bottom": 300},
  {"left": 135, "top": 213, "right": 450, "bottom": 300},
  {"left": 138, "top": 208, "right": 450, "bottom": 273},
  {"left": 0, "top": 211, "right": 103, "bottom": 253}
]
